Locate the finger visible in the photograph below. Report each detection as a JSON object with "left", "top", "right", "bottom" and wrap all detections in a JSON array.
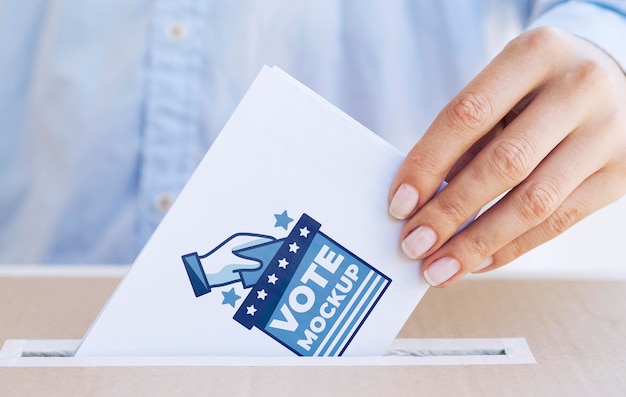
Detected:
[
  {"left": 389, "top": 29, "right": 561, "bottom": 219},
  {"left": 476, "top": 167, "right": 626, "bottom": 272},
  {"left": 229, "top": 234, "right": 275, "bottom": 251},
  {"left": 446, "top": 120, "right": 503, "bottom": 182},
  {"left": 400, "top": 78, "right": 590, "bottom": 260},
  {"left": 447, "top": 90, "right": 538, "bottom": 181},
  {"left": 420, "top": 123, "right": 611, "bottom": 287}
]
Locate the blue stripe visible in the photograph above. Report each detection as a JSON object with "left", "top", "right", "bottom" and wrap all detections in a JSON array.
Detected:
[
  {"left": 324, "top": 274, "right": 384, "bottom": 356},
  {"left": 333, "top": 277, "right": 389, "bottom": 356}
]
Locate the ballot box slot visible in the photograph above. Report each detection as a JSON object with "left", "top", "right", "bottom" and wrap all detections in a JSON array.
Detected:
[
  {"left": 0, "top": 338, "right": 535, "bottom": 367},
  {"left": 21, "top": 350, "right": 73, "bottom": 358},
  {"left": 19, "top": 346, "right": 509, "bottom": 359},
  {"left": 384, "top": 348, "right": 506, "bottom": 357}
]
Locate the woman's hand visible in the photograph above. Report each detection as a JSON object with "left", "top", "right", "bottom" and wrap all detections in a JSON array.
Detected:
[{"left": 388, "top": 27, "right": 626, "bottom": 287}]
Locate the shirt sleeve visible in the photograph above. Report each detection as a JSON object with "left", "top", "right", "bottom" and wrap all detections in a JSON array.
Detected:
[{"left": 528, "top": 0, "right": 626, "bottom": 72}]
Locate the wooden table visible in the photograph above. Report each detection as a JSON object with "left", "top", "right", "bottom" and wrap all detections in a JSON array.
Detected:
[{"left": 1, "top": 270, "right": 625, "bottom": 396}]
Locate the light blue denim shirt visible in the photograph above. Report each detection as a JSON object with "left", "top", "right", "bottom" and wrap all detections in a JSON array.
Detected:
[{"left": 0, "top": 0, "right": 624, "bottom": 264}]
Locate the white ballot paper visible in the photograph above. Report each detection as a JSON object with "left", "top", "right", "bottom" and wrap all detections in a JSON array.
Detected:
[{"left": 75, "top": 66, "right": 430, "bottom": 358}]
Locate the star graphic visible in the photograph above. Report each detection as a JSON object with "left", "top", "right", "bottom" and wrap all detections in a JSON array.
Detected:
[
  {"left": 278, "top": 258, "right": 289, "bottom": 269},
  {"left": 299, "top": 227, "right": 310, "bottom": 238},
  {"left": 289, "top": 242, "right": 300, "bottom": 253},
  {"left": 257, "top": 289, "right": 268, "bottom": 300},
  {"left": 274, "top": 210, "right": 293, "bottom": 230},
  {"left": 221, "top": 287, "right": 241, "bottom": 308},
  {"left": 246, "top": 305, "right": 257, "bottom": 316},
  {"left": 268, "top": 273, "right": 278, "bottom": 284}
]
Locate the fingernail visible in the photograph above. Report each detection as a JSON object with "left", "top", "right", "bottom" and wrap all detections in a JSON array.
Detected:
[
  {"left": 423, "top": 257, "right": 461, "bottom": 286},
  {"left": 472, "top": 257, "right": 493, "bottom": 273},
  {"left": 402, "top": 226, "right": 437, "bottom": 259},
  {"left": 389, "top": 184, "right": 419, "bottom": 220}
]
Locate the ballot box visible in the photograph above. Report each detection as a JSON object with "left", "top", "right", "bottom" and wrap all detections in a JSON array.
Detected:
[{"left": 1, "top": 266, "right": 625, "bottom": 396}]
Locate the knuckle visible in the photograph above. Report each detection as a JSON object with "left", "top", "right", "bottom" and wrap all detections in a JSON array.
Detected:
[
  {"left": 510, "top": 26, "right": 565, "bottom": 56},
  {"left": 406, "top": 149, "right": 441, "bottom": 176},
  {"left": 434, "top": 193, "right": 468, "bottom": 227},
  {"left": 464, "top": 232, "right": 490, "bottom": 259},
  {"left": 516, "top": 27, "right": 611, "bottom": 92},
  {"left": 503, "top": 27, "right": 570, "bottom": 73},
  {"left": 487, "top": 138, "right": 534, "bottom": 184},
  {"left": 447, "top": 91, "right": 494, "bottom": 132},
  {"left": 507, "top": 238, "right": 526, "bottom": 259},
  {"left": 516, "top": 181, "right": 561, "bottom": 223},
  {"left": 574, "top": 58, "right": 605, "bottom": 84},
  {"left": 500, "top": 237, "right": 529, "bottom": 265},
  {"left": 543, "top": 204, "right": 580, "bottom": 236},
  {"left": 565, "top": 56, "right": 609, "bottom": 93}
]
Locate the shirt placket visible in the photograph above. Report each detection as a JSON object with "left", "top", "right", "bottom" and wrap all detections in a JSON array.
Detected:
[{"left": 137, "top": 0, "right": 210, "bottom": 249}]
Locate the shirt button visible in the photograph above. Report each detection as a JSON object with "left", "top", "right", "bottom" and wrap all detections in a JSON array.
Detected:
[
  {"left": 155, "top": 193, "right": 175, "bottom": 213},
  {"left": 165, "top": 21, "right": 188, "bottom": 43}
]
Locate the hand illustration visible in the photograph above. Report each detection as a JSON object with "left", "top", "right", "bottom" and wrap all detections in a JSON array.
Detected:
[{"left": 182, "top": 233, "right": 275, "bottom": 297}]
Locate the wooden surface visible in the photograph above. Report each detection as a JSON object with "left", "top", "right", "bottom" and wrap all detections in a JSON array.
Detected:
[{"left": 1, "top": 275, "right": 625, "bottom": 396}]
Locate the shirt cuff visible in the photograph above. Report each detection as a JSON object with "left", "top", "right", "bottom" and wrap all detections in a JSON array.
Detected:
[{"left": 528, "top": 2, "right": 626, "bottom": 73}]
